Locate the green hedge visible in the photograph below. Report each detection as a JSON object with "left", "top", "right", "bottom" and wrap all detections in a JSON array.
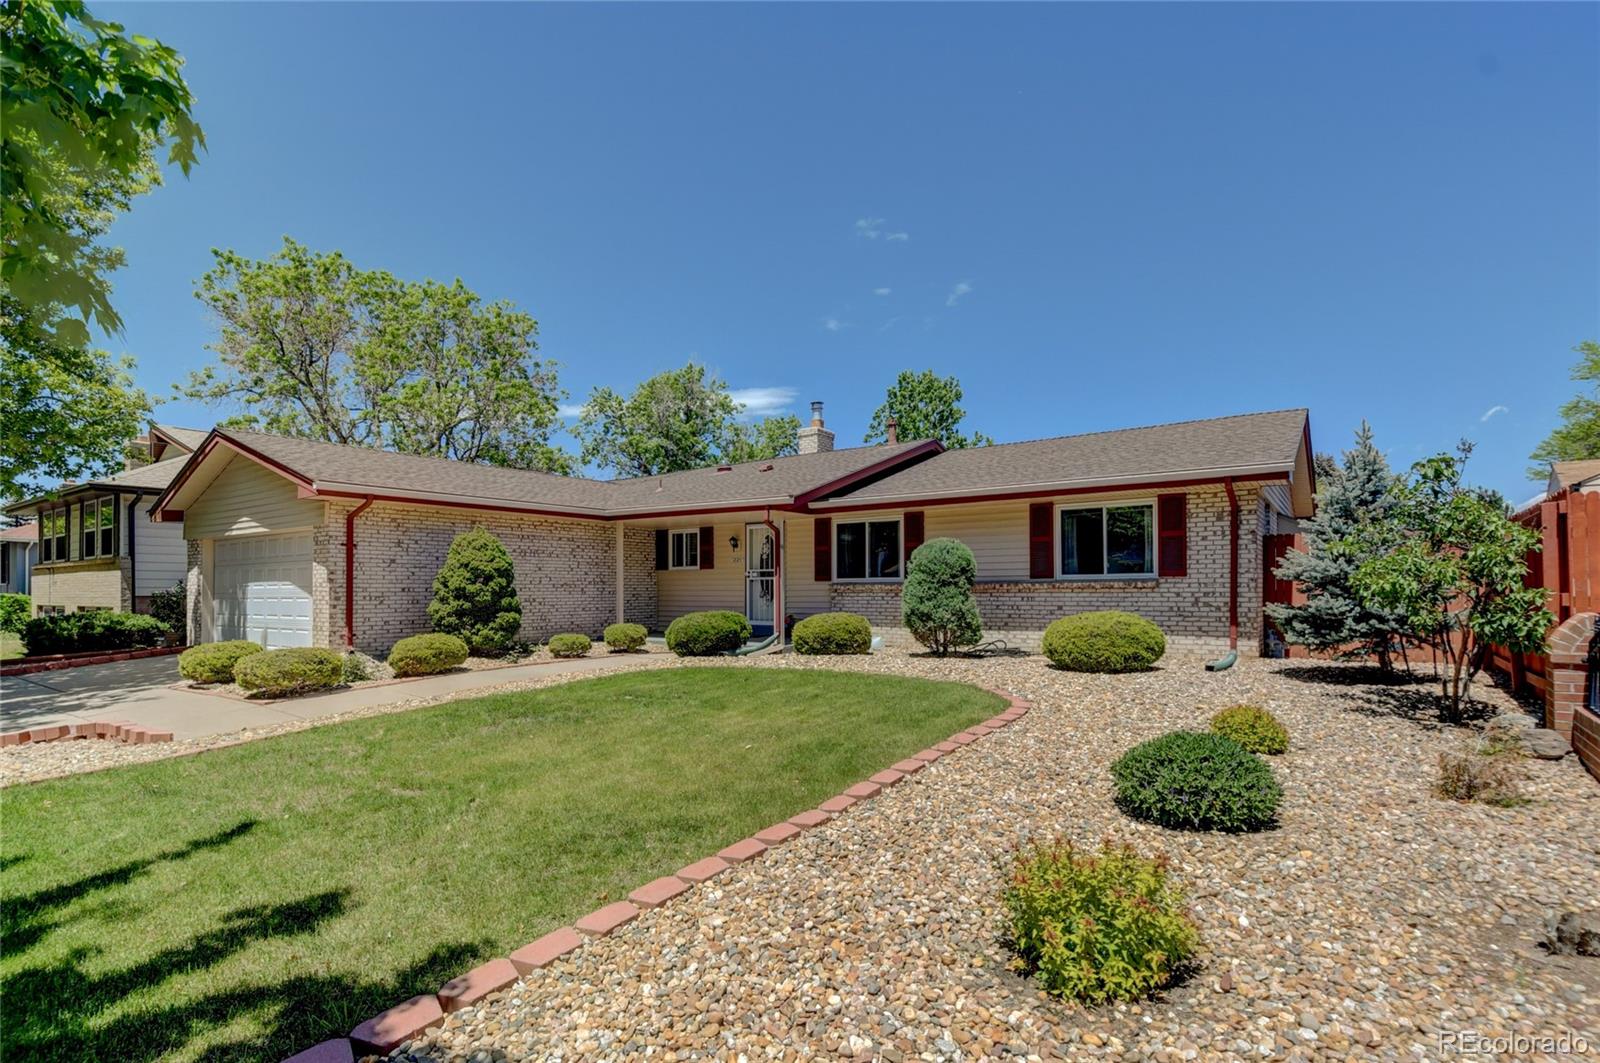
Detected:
[
  {"left": 1210, "top": 705, "right": 1289, "bottom": 755},
  {"left": 603, "top": 622, "right": 648, "bottom": 652},
  {"left": 387, "top": 633, "right": 469, "bottom": 677},
  {"left": 179, "top": 640, "right": 264, "bottom": 683},
  {"left": 665, "top": 610, "right": 751, "bottom": 657},
  {"left": 22, "top": 612, "right": 172, "bottom": 656},
  {"left": 1002, "top": 838, "right": 1199, "bottom": 1003},
  {"left": 792, "top": 613, "right": 872, "bottom": 655},
  {"left": 1041, "top": 611, "right": 1166, "bottom": 673},
  {"left": 233, "top": 647, "right": 344, "bottom": 697},
  {"left": 1111, "top": 731, "right": 1281, "bottom": 832},
  {"left": 547, "top": 633, "right": 592, "bottom": 658},
  {"left": 0, "top": 593, "right": 30, "bottom": 634}
]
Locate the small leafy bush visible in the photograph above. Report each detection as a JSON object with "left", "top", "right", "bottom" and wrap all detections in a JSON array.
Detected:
[
  {"left": 387, "top": 633, "right": 470, "bottom": 677},
  {"left": 792, "top": 612, "right": 873, "bottom": 655},
  {"left": 147, "top": 583, "right": 187, "bottom": 644},
  {"left": 1209, "top": 705, "right": 1289, "bottom": 755},
  {"left": 665, "top": 610, "right": 751, "bottom": 656},
  {"left": 23, "top": 612, "right": 172, "bottom": 656},
  {"left": 233, "top": 647, "right": 344, "bottom": 697},
  {"left": 1111, "top": 731, "right": 1282, "bottom": 832},
  {"left": 1001, "top": 838, "right": 1200, "bottom": 1004},
  {"left": 547, "top": 633, "right": 592, "bottom": 658},
  {"left": 0, "top": 593, "right": 30, "bottom": 634},
  {"left": 603, "top": 622, "right": 648, "bottom": 652},
  {"left": 342, "top": 653, "right": 372, "bottom": 683},
  {"left": 1436, "top": 745, "right": 1523, "bottom": 805},
  {"left": 1041, "top": 611, "right": 1166, "bottom": 672},
  {"left": 427, "top": 527, "right": 523, "bottom": 655},
  {"left": 901, "top": 538, "right": 982, "bottom": 655},
  {"left": 179, "top": 640, "right": 264, "bottom": 683}
]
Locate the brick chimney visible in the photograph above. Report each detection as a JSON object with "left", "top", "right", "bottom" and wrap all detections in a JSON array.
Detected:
[
  {"left": 796, "top": 400, "right": 835, "bottom": 455},
  {"left": 886, "top": 416, "right": 898, "bottom": 445}
]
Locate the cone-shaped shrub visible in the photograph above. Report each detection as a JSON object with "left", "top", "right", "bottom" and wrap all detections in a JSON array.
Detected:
[
  {"left": 427, "top": 528, "right": 523, "bottom": 655},
  {"left": 901, "top": 538, "right": 982, "bottom": 656}
]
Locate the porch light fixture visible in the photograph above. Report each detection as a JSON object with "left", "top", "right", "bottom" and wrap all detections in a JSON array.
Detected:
[{"left": 728, "top": 534, "right": 740, "bottom": 552}]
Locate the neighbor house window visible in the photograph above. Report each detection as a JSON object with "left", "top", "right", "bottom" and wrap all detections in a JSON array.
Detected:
[
  {"left": 669, "top": 529, "right": 699, "bottom": 569},
  {"left": 1, "top": 543, "right": 9, "bottom": 585},
  {"left": 835, "top": 518, "right": 901, "bottom": 580},
  {"left": 40, "top": 509, "right": 68, "bottom": 563},
  {"left": 80, "top": 497, "right": 115, "bottom": 559},
  {"left": 1059, "top": 502, "right": 1154, "bottom": 577}
]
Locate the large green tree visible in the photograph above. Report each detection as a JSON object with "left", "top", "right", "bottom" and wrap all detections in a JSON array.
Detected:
[
  {"left": 180, "top": 238, "right": 573, "bottom": 472},
  {"left": 573, "top": 363, "right": 798, "bottom": 476},
  {"left": 1267, "top": 422, "right": 1409, "bottom": 669},
  {"left": 1529, "top": 340, "right": 1600, "bottom": 480},
  {"left": 864, "top": 370, "right": 992, "bottom": 449},
  {"left": 1, "top": 1, "right": 203, "bottom": 496}
]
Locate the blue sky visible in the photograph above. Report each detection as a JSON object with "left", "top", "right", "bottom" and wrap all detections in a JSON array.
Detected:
[{"left": 98, "top": 2, "right": 1597, "bottom": 500}]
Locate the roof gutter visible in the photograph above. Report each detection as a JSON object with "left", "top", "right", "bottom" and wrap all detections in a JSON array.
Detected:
[{"left": 806, "top": 468, "right": 1292, "bottom": 511}]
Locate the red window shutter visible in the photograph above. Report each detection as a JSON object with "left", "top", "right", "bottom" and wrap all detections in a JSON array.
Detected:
[
  {"left": 1028, "top": 502, "right": 1053, "bottom": 579},
  {"left": 699, "top": 526, "right": 714, "bottom": 569},
  {"left": 655, "top": 529, "right": 668, "bottom": 570},
  {"left": 813, "top": 517, "right": 832, "bottom": 582},
  {"left": 903, "top": 511, "right": 925, "bottom": 569},
  {"left": 1158, "top": 493, "right": 1188, "bottom": 577}
]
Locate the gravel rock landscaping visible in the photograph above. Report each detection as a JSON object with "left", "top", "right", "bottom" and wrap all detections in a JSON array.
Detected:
[{"left": 388, "top": 650, "right": 1599, "bottom": 1062}]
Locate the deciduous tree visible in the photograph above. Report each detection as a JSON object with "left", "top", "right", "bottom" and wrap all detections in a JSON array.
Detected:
[
  {"left": 864, "top": 370, "right": 992, "bottom": 449},
  {"left": 1529, "top": 340, "right": 1600, "bottom": 480}
]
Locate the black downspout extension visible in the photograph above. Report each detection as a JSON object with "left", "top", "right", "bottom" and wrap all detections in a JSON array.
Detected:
[{"left": 126, "top": 491, "right": 139, "bottom": 612}]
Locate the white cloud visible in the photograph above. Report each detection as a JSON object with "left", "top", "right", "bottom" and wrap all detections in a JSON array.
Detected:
[
  {"left": 873, "top": 287, "right": 892, "bottom": 296},
  {"left": 946, "top": 280, "right": 973, "bottom": 307},
  {"left": 822, "top": 317, "right": 848, "bottom": 332},
  {"left": 557, "top": 403, "right": 587, "bottom": 418},
  {"left": 1480, "top": 404, "right": 1509, "bottom": 422},
  {"left": 885, "top": 231, "right": 909, "bottom": 241},
  {"left": 856, "top": 217, "right": 909, "bottom": 241},
  {"left": 877, "top": 317, "right": 901, "bottom": 333},
  {"left": 728, "top": 386, "right": 797, "bottom": 418}
]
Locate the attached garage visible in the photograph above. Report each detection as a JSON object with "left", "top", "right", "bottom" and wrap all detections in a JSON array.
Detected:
[{"left": 214, "top": 533, "right": 313, "bottom": 649}]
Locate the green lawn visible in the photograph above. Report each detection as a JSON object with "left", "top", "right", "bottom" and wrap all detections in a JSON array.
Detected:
[
  {"left": 1, "top": 667, "right": 1000, "bottom": 1062},
  {"left": 1, "top": 631, "right": 22, "bottom": 660}
]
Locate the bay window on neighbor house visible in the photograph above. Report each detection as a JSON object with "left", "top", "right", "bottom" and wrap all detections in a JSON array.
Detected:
[
  {"left": 80, "top": 496, "right": 116, "bottom": 559},
  {"left": 836, "top": 517, "right": 901, "bottom": 580},
  {"left": 39, "top": 508, "right": 68, "bottom": 563},
  {"left": 669, "top": 529, "right": 699, "bottom": 570},
  {"left": 1059, "top": 501, "right": 1154, "bottom": 578}
]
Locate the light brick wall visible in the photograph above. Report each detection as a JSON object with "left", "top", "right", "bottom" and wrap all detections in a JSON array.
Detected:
[
  {"left": 28, "top": 559, "right": 128, "bottom": 613},
  {"left": 320, "top": 501, "right": 656, "bottom": 655},
  {"left": 828, "top": 484, "right": 1268, "bottom": 655}
]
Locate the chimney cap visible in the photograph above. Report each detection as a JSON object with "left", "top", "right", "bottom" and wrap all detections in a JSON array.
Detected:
[{"left": 809, "top": 400, "right": 825, "bottom": 426}]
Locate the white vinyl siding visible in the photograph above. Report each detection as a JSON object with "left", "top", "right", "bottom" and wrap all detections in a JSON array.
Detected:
[
  {"left": 183, "top": 453, "right": 326, "bottom": 539},
  {"left": 135, "top": 510, "right": 188, "bottom": 595},
  {"left": 656, "top": 521, "right": 743, "bottom": 627}
]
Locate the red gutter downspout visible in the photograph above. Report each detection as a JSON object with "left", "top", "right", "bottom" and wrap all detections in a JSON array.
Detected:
[
  {"left": 345, "top": 497, "right": 375, "bottom": 649},
  {"left": 1224, "top": 478, "right": 1240, "bottom": 649},
  {"left": 762, "top": 509, "right": 783, "bottom": 646}
]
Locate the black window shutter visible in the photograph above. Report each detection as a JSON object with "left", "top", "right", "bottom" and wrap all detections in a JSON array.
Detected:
[{"left": 655, "top": 529, "right": 668, "bottom": 570}]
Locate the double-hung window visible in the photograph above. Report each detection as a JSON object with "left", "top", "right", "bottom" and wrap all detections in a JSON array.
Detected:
[
  {"left": 80, "top": 497, "right": 116, "bottom": 559},
  {"left": 669, "top": 529, "right": 699, "bottom": 570},
  {"left": 835, "top": 518, "right": 901, "bottom": 580},
  {"left": 1059, "top": 502, "right": 1154, "bottom": 577},
  {"left": 40, "top": 509, "right": 68, "bottom": 563}
]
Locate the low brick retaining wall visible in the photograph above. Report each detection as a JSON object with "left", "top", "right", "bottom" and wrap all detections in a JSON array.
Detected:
[
  {"left": 1, "top": 721, "right": 174, "bottom": 746},
  {"left": 0, "top": 644, "right": 185, "bottom": 678},
  {"left": 279, "top": 685, "right": 1032, "bottom": 1063}
]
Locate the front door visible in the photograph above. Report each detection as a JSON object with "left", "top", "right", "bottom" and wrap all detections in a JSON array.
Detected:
[{"left": 745, "top": 523, "right": 775, "bottom": 636}]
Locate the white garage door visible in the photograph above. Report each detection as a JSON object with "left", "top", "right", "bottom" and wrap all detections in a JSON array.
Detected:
[{"left": 214, "top": 533, "right": 314, "bottom": 649}]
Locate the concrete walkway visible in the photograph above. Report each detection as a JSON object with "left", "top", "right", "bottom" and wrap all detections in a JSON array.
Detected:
[{"left": 0, "top": 652, "right": 655, "bottom": 741}]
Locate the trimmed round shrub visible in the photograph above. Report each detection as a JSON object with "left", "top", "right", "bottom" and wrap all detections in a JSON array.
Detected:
[
  {"left": 233, "top": 647, "right": 343, "bottom": 697},
  {"left": 427, "top": 527, "right": 523, "bottom": 655},
  {"left": 603, "top": 622, "right": 648, "bottom": 652},
  {"left": 547, "top": 633, "right": 592, "bottom": 658},
  {"left": 1111, "top": 731, "right": 1281, "bottom": 832},
  {"left": 792, "top": 612, "right": 872, "bottom": 655},
  {"left": 901, "top": 538, "right": 982, "bottom": 655},
  {"left": 1002, "top": 838, "right": 1199, "bottom": 1003},
  {"left": 665, "top": 610, "right": 751, "bottom": 657},
  {"left": 1041, "top": 611, "right": 1165, "bottom": 672},
  {"left": 179, "top": 640, "right": 263, "bottom": 683},
  {"left": 387, "top": 633, "right": 469, "bottom": 677},
  {"left": 1210, "top": 704, "right": 1289, "bottom": 755}
]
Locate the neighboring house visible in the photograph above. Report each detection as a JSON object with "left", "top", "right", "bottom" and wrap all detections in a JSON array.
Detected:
[
  {"left": 1, "top": 523, "right": 36, "bottom": 596},
  {"left": 3, "top": 425, "right": 205, "bottom": 616},
  {"left": 149, "top": 405, "right": 1315, "bottom": 656},
  {"left": 1547, "top": 460, "right": 1600, "bottom": 497}
]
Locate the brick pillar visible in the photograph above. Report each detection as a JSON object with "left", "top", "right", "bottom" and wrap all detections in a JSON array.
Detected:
[{"left": 1545, "top": 612, "right": 1596, "bottom": 740}]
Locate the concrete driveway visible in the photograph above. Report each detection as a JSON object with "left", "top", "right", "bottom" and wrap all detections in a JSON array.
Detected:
[{"left": 0, "top": 652, "right": 656, "bottom": 741}]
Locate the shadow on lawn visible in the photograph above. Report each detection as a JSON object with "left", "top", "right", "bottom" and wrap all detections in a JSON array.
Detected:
[
  {"left": 1, "top": 821, "right": 489, "bottom": 1062},
  {"left": 1273, "top": 663, "right": 1498, "bottom": 728}
]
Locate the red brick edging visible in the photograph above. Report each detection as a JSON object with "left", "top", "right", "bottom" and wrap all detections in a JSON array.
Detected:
[
  {"left": 0, "top": 644, "right": 186, "bottom": 678},
  {"left": 0, "top": 720, "right": 175, "bottom": 747},
  {"left": 280, "top": 684, "right": 1032, "bottom": 1062}
]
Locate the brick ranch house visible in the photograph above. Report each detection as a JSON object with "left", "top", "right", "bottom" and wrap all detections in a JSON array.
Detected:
[
  {"left": 147, "top": 406, "right": 1315, "bottom": 656},
  {"left": 4, "top": 426, "right": 206, "bottom": 615}
]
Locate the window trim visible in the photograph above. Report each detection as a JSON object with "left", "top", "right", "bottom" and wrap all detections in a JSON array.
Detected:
[
  {"left": 833, "top": 516, "right": 904, "bottom": 583},
  {"left": 667, "top": 529, "right": 700, "bottom": 570},
  {"left": 1055, "top": 499, "right": 1158, "bottom": 580}
]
